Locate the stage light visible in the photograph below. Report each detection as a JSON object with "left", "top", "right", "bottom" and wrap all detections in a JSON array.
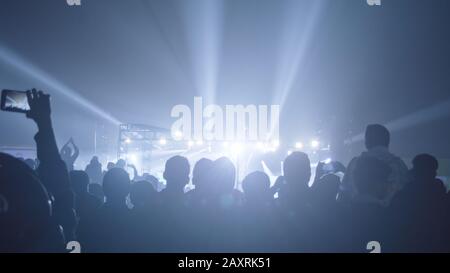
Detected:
[
  {"left": 287, "top": 150, "right": 293, "bottom": 156},
  {"left": 188, "top": 141, "right": 195, "bottom": 148},
  {"left": 311, "top": 140, "right": 320, "bottom": 149},
  {"left": 324, "top": 158, "right": 332, "bottom": 164},
  {"left": 295, "top": 142, "right": 304, "bottom": 149},
  {"left": 231, "top": 143, "right": 243, "bottom": 154},
  {"left": 125, "top": 138, "right": 132, "bottom": 144},
  {"left": 159, "top": 138, "right": 167, "bottom": 145},
  {"left": 256, "top": 142, "right": 265, "bottom": 151}
]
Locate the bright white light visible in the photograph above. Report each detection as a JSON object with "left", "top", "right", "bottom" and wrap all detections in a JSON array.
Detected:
[
  {"left": 128, "top": 153, "right": 138, "bottom": 163},
  {"left": 295, "top": 142, "right": 304, "bottom": 149},
  {"left": 324, "top": 158, "right": 332, "bottom": 164},
  {"left": 272, "top": 140, "right": 280, "bottom": 147},
  {"left": 256, "top": 142, "right": 265, "bottom": 151},
  {"left": 231, "top": 143, "right": 243, "bottom": 154},
  {"left": 125, "top": 138, "right": 132, "bottom": 144},
  {"left": 311, "top": 140, "right": 320, "bottom": 149},
  {"left": 174, "top": 131, "right": 183, "bottom": 138},
  {"left": 159, "top": 138, "right": 167, "bottom": 145},
  {"left": 196, "top": 140, "right": 204, "bottom": 146},
  {"left": 287, "top": 150, "right": 293, "bottom": 156},
  {"left": 188, "top": 141, "right": 194, "bottom": 148},
  {"left": 222, "top": 141, "right": 229, "bottom": 147}
]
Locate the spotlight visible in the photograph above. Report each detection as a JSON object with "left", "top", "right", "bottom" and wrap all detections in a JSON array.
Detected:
[
  {"left": 159, "top": 138, "right": 167, "bottom": 145},
  {"left": 231, "top": 143, "right": 243, "bottom": 154},
  {"left": 188, "top": 141, "right": 194, "bottom": 148},
  {"left": 311, "top": 140, "right": 320, "bottom": 149},
  {"left": 125, "top": 138, "right": 132, "bottom": 144},
  {"left": 295, "top": 142, "right": 304, "bottom": 149}
]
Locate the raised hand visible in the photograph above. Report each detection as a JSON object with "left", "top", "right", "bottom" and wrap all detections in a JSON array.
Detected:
[{"left": 26, "top": 88, "right": 51, "bottom": 126}]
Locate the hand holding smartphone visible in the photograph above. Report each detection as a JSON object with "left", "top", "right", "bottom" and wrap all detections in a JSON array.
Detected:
[{"left": 1, "top": 89, "right": 30, "bottom": 113}]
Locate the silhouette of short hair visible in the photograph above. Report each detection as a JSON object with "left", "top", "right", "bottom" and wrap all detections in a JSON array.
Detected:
[
  {"left": 365, "top": 124, "right": 390, "bottom": 149},
  {"left": 242, "top": 171, "right": 271, "bottom": 201},
  {"left": 192, "top": 158, "right": 214, "bottom": 190},
  {"left": 70, "top": 170, "right": 90, "bottom": 195},
  {"left": 163, "top": 155, "right": 190, "bottom": 191},
  {"left": 130, "top": 180, "right": 157, "bottom": 207},
  {"left": 212, "top": 157, "right": 236, "bottom": 193},
  {"left": 283, "top": 152, "right": 311, "bottom": 186},
  {"left": 102, "top": 168, "right": 131, "bottom": 201},
  {"left": 412, "top": 153, "right": 438, "bottom": 179}
]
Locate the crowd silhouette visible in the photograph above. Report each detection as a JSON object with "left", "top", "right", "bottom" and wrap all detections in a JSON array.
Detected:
[{"left": 1, "top": 89, "right": 450, "bottom": 253}]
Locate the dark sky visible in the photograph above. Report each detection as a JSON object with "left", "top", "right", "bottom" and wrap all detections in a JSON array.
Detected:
[{"left": 0, "top": 0, "right": 449, "bottom": 159}]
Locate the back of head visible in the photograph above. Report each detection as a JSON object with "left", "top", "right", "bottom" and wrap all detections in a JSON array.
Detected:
[
  {"left": 102, "top": 168, "right": 131, "bottom": 202},
  {"left": 354, "top": 156, "right": 392, "bottom": 199},
  {"left": 115, "top": 159, "right": 126, "bottom": 169},
  {"left": 192, "top": 158, "right": 214, "bottom": 191},
  {"left": 242, "top": 171, "right": 271, "bottom": 203},
  {"left": 412, "top": 153, "right": 438, "bottom": 181},
  {"left": 130, "top": 180, "right": 157, "bottom": 208},
  {"left": 163, "top": 155, "right": 190, "bottom": 192},
  {"left": 70, "top": 170, "right": 90, "bottom": 195},
  {"left": 312, "top": 174, "right": 340, "bottom": 203},
  {"left": 365, "top": 124, "right": 390, "bottom": 150},
  {"left": 283, "top": 152, "right": 311, "bottom": 187},
  {"left": 0, "top": 153, "right": 52, "bottom": 252},
  {"left": 212, "top": 157, "right": 236, "bottom": 194},
  {"left": 106, "top": 162, "right": 115, "bottom": 171}
]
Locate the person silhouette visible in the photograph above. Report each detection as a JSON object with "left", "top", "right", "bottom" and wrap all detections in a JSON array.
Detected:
[
  {"left": 391, "top": 154, "right": 448, "bottom": 252},
  {"left": 341, "top": 124, "right": 409, "bottom": 206},
  {"left": 60, "top": 138, "right": 79, "bottom": 171},
  {"left": 84, "top": 156, "right": 103, "bottom": 184},
  {"left": 69, "top": 170, "right": 101, "bottom": 221},
  {"left": 77, "top": 168, "right": 132, "bottom": 252},
  {"left": 0, "top": 153, "right": 65, "bottom": 252}
]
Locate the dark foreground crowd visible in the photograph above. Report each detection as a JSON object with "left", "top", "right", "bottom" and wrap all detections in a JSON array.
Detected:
[{"left": 1, "top": 89, "right": 450, "bottom": 253}]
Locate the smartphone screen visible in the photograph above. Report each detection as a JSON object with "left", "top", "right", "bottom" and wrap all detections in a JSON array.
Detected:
[{"left": 1, "top": 89, "right": 30, "bottom": 113}]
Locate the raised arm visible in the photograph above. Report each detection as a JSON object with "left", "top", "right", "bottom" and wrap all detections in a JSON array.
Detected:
[{"left": 26, "top": 89, "right": 76, "bottom": 242}]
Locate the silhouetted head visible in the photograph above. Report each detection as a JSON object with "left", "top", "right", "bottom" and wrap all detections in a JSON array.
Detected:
[
  {"left": 412, "top": 154, "right": 438, "bottom": 181},
  {"left": 106, "top": 162, "right": 115, "bottom": 171},
  {"left": 242, "top": 171, "right": 271, "bottom": 204},
  {"left": 115, "top": 159, "right": 126, "bottom": 169},
  {"left": 312, "top": 174, "right": 340, "bottom": 203},
  {"left": 90, "top": 156, "right": 99, "bottom": 164},
  {"left": 69, "top": 170, "right": 90, "bottom": 195},
  {"left": 130, "top": 180, "right": 157, "bottom": 208},
  {"left": 102, "top": 168, "right": 131, "bottom": 203},
  {"left": 365, "top": 124, "right": 390, "bottom": 150},
  {"left": 354, "top": 156, "right": 392, "bottom": 199},
  {"left": 192, "top": 158, "right": 214, "bottom": 191},
  {"left": 142, "top": 173, "right": 159, "bottom": 191},
  {"left": 163, "top": 156, "right": 190, "bottom": 192},
  {"left": 283, "top": 152, "right": 311, "bottom": 187},
  {"left": 212, "top": 157, "right": 236, "bottom": 194},
  {"left": 0, "top": 153, "right": 52, "bottom": 252}
]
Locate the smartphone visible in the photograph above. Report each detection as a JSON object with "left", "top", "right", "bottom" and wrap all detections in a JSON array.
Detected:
[{"left": 1, "top": 89, "right": 30, "bottom": 113}]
